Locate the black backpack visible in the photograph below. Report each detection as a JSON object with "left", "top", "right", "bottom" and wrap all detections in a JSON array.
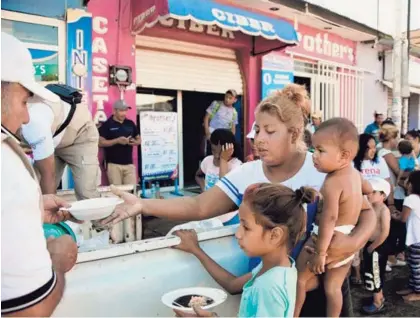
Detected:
[{"left": 45, "top": 84, "right": 83, "bottom": 137}]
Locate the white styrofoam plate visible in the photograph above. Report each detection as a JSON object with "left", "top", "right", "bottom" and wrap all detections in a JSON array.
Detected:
[
  {"left": 161, "top": 287, "right": 227, "bottom": 313},
  {"left": 64, "top": 197, "right": 123, "bottom": 221}
]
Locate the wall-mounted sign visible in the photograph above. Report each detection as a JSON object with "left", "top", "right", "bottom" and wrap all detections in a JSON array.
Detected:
[
  {"left": 28, "top": 48, "right": 59, "bottom": 82},
  {"left": 67, "top": 9, "right": 92, "bottom": 111},
  {"left": 261, "top": 53, "right": 294, "bottom": 99}
]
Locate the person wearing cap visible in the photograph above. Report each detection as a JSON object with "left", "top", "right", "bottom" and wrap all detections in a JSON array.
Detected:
[
  {"left": 203, "top": 89, "right": 238, "bottom": 156},
  {"left": 365, "top": 111, "right": 385, "bottom": 143},
  {"left": 1, "top": 32, "right": 78, "bottom": 316},
  {"left": 361, "top": 177, "right": 391, "bottom": 315},
  {"left": 310, "top": 111, "right": 322, "bottom": 134},
  {"left": 98, "top": 99, "right": 140, "bottom": 185},
  {"left": 20, "top": 88, "right": 100, "bottom": 200},
  {"left": 245, "top": 122, "right": 260, "bottom": 162}
]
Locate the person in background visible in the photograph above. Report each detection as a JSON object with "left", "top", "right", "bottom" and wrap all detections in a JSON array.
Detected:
[
  {"left": 361, "top": 178, "right": 391, "bottom": 315},
  {"left": 352, "top": 133, "right": 391, "bottom": 282},
  {"left": 245, "top": 122, "right": 260, "bottom": 162},
  {"left": 395, "top": 171, "right": 420, "bottom": 302},
  {"left": 195, "top": 129, "right": 242, "bottom": 225},
  {"left": 397, "top": 140, "right": 420, "bottom": 188},
  {"left": 309, "top": 111, "right": 322, "bottom": 134},
  {"left": 376, "top": 125, "right": 407, "bottom": 270},
  {"left": 21, "top": 87, "right": 100, "bottom": 200},
  {"left": 405, "top": 129, "right": 420, "bottom": 159},
  {"left": 203, "top": 89, "right": 238, "bottom": 156},
  {"left": 365, "top": 111, "right": 385, "bottom": 143},
  {"left": 1, "top": 32, "right": 78, "bottom": 316},
  {"left": 195, "top": 129, "right": 242, "bottom": 192},
  {"left": 173, "top": 183, "right": 314, "bottom": 317},
  {"left": 99, "top": 99, "right": 141, "bottom": 186}
]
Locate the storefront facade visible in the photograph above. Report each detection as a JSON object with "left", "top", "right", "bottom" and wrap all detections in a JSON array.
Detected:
[
  {"left": 261, "top": 22, "right": 369, "bottom": 132},
  {"left": 88, "top": 0, "right": 298, "bottom": 189},
  {"left": 1, "top": 0, "right": 90, "bottom": 189}
]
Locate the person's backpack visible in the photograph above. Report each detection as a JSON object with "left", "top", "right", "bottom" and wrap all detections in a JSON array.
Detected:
[
  {"left": 209, "top": 101, "right": 237, "bottom": 129},
  {"left": 45, "top": 84, "right": 83, "bottom": 137}
]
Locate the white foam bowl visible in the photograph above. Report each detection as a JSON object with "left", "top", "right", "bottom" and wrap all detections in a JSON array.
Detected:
[
  {"left": 161, "top": 287, "right": 227, "bottom": 313},
  {"left": 67, "top": 197, "right": 123, "bottom": 221}
]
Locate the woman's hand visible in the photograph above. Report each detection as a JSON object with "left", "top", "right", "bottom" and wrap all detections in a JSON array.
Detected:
[
  {"left": 99, "top": 185, "right": 142, "bottom": 226},
  {"left": 174, "top": 304, "right": 217, "bottom": 317},
  {"left": 173, "top": 230, "right": 201, "bottom": 255},
  {"left": 43, "top": 194, "right": 82, "bottom": 224},
  {"left": 220, "top": 143, "right": 234, "bottom": 162}
]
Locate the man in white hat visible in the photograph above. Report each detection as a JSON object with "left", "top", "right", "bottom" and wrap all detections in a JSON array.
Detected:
[
  {"left": 20, "top": 84, "right": 100, "bottom": 200},
  {"left": 1, "top": 32, "right": 78, "bottom": 316}
]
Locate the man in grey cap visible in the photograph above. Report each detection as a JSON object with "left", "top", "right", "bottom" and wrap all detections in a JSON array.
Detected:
[{"left": 99, "top": 99, "right": 141, "bottom": 185}]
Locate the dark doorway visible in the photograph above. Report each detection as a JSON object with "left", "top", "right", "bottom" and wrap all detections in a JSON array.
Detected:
[
  {"left": 294, "top": 76, "right": 311, "bottom": 96},
  {"left": 182, "top": 91, "right": 224, "bottom": 188}
]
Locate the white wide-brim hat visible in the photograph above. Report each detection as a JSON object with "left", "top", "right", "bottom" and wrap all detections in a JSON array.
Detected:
[{"left": 1, "top": 32, "right": 59, "bottom": 103}]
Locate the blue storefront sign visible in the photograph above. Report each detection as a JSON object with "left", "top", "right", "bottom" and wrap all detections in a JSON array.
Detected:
[
  {"left": 66, "top": 8, "right": 93, "bottom": 189},
  {"left": 261, "top": 53, "right": 294, "bottom": 99}
]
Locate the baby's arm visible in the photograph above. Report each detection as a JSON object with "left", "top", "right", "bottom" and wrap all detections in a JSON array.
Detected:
[{"left": 312, "top": 178, "right": 341, "bottom": 274}]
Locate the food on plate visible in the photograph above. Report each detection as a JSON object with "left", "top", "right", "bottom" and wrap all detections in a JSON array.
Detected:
[{"left": 173, "top": 295, "right": 214, "bottom": 308}]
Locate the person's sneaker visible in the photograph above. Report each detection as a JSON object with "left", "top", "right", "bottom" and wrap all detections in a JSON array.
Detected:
[
  {"left": 361, "top": 301, "right": 386, "bottom": 315},
  {"left": 386, "top": 264, "right": 392, "bottom": 272}
]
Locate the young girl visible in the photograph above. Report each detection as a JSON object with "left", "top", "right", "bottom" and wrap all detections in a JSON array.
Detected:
[
  {"left": 173, "top": 183, "right": 316, "bottom": 317},
  {"left": 195, "top": 129, "right": 242, "bottom": 192},
  {"left": 396, "top": 171, "right": 420, "bottom": 302}
]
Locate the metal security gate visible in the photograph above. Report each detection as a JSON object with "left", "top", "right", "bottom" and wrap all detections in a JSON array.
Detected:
[{"left": 294, "top": 59, "right": 365, "bottom": 132}]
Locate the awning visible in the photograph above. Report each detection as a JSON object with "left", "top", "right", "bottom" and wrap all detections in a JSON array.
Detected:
[
  {"left": 132, "top": 0, "right": 298, "bottom": 54},
  {"left": 381, "top": 80, "right": 420, "bottom": 95}
]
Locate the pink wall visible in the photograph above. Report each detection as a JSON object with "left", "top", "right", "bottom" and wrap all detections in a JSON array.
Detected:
[{"left": 88, "top": 0, "right": 137, "bottom": 185}]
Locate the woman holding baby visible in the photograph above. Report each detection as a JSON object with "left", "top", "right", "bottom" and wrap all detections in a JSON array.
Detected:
[{"left": 102, "top": 84, "right": 376, "bottom": 317}]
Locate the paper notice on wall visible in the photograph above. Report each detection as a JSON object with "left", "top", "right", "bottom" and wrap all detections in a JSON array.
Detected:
[{"left": 140, "top": 111, "right": 178, "bottom": 181}]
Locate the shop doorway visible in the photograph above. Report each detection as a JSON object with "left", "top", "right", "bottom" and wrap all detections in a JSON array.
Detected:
[
  {"left": 182, "top": 91, "right": 224, "bottom": 188},
  {"left": 294, "top": 76, "right": 311, "bottom": 96}
]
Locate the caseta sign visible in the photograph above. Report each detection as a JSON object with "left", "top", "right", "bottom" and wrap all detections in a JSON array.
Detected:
[{"left": 287, "top": 23, "right": 356, "bottom": 66}]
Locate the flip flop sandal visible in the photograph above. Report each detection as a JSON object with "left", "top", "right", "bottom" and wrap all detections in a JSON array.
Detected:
[
  {"left": 397, "top": 288, "right": 413, "bottom": 296},
  {"left": 361, "top": 301, "right": 385, "bottom": 315}
]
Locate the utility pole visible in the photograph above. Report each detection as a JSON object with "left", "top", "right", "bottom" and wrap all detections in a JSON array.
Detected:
[
  {"left": 392, "top": 0, "right": 402, "bottom": 130},
  {"left": 401, "top": 0, "right": 411, "bottom": 135}
]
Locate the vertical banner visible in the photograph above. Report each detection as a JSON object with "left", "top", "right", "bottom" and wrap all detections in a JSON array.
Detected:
[
  {"left": 66, "top": 9, "right": 93, "bottom": 189},
  {"left": 261, "top": 53, "right": 294, "bottom": 99},
  {"left": 67, "top": 8, "right": 93, "bottom": 112}
]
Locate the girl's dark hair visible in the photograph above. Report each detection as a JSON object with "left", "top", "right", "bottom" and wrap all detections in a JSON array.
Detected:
[
  {"left": 398, "top": 140, "right": 413, "bottom": 155},
  {"left": 354, "top": 134, "right": 378, "bottom": 172},
  {"left": 243, "top": 183, "right": 317, "bottom": 250},
  {"left": 382, "top": 118, "right": 395, "bottom": 126},
  {"left": 210, "top": 129, "right": 243, "bottom": 161},
  {"left": 406, "top": 129, "right": 420, "bottom": 141},
  {"left": 408, "top": 170, "right": 420, "bottom": 195}
]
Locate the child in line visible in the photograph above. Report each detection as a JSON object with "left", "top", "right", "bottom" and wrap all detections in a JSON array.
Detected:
[
  {"left": 245, "top": 122, "right": 260, "bottom": 162},
  {"left": 396, "top": 171, "right": 420, "bottom": 302},
  {"left": 295, "top": 118, "right": 370, "bottom": 318},
  {"left": 361, "top": 177, "right": 391, "bottom": 315},
  {"left": 203, "top": 90, "right": 238, "bottom": 156},
  {"left": 397, "top": 140, "right": 420, "bottom": 188},
  {"left": 195, "top": 129, "right": 242, "bottom": 225},
  {"left": 173, "top": 183, "right": 316, "bottom": 317}
]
